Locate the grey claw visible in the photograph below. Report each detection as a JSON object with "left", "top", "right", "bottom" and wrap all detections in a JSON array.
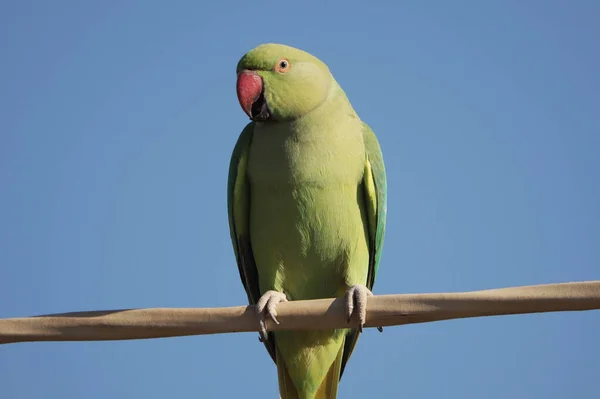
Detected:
[
  {"left": 258, "top": 319, "right": 269, "bottom": 342},
  {"left": 255, "top": 290, "right": 288, "bottom": 342},
  {"left": 344, "top": 284, "right": 373, "bottom": 331},
  {"left": 344, "top": 288, "right": 355, "bottom": 323}
]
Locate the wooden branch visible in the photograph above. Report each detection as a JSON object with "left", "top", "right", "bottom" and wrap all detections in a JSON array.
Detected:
[{"left": 1, "top": 281, "right": 599, "bottom": 345}]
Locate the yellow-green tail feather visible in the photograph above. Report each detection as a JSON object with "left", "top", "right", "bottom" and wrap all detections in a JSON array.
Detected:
[{"left": 276, "top": 338, "right": 345, "bottom": 399}]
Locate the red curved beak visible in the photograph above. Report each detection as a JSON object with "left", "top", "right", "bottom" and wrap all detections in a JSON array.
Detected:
[{"left": 236, "top": 70, "right": 263, "bottom": 118}]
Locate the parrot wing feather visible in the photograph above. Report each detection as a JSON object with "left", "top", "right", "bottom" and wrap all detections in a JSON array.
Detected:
[
  {"left": 227, "top": 122, "right": 276, "bottom": 362},
  {"left": 361, "top": 122, "right": 388, "bottom": 290},
  {"left": 341, "top": 121, "right": 388, "bottom": 376}
]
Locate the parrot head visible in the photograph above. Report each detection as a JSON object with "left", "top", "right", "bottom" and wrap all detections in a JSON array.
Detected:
[{"left": 236, "top": 43, "right": 333, "bottom": 122}]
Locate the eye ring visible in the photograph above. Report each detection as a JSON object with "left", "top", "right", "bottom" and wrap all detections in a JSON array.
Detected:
[{"left": 275, "top": 58, "right": 291, "bottom": 73}]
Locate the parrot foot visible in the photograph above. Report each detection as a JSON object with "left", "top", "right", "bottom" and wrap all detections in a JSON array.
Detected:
[
  {"left": 344, "top": 284, "right": 373, "bottom": 333},
  {"left": 256, "top": 290, "right": 288, "bottom": 342}
]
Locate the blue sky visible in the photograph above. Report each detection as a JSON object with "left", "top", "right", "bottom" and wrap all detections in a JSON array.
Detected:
[{"left": 1, "top": 1, "right": 598, "bottom": 398}]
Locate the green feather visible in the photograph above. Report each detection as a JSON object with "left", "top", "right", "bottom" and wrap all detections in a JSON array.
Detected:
[
  {"left": 362, "top": 122, "right": 387, "bottom": 289},
  {"left": 227, "top": 121, "right": 278, "bottom": 362},
  {"left": 229, "top": 43, "right": 387, "bottom": 399},
  {"left": 340, "top": 122, "right": 387, "bottom": 377}
]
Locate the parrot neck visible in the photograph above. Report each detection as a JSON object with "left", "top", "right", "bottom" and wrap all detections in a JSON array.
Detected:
[
  {"left": 253, "top": 79, "right": 361, "bottom": 143},
  {"left": 288, "top": 80, "right": 358, "bottom": 132}
]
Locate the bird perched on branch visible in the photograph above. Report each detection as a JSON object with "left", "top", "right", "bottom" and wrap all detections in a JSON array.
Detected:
[{"left": 227, "top": 43, "right": 387, "bottom": 399}]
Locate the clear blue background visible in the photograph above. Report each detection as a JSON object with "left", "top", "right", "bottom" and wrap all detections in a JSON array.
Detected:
[{"left": 1, "top": 1, "right": 598, "bottom": 398}]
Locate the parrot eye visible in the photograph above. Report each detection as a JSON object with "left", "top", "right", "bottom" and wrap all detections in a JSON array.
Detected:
[{"left": 275, "top": 59, "right": 291, "bottom": 73}]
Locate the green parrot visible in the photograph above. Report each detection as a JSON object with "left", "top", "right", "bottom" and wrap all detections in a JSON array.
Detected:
[{"left": 227, "top": 43, "right": 387, "bottom": 399}]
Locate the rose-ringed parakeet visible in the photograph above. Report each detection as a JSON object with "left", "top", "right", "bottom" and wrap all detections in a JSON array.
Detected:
[{"left": 227, "top": 43, "right": 387, "bottom": 399}]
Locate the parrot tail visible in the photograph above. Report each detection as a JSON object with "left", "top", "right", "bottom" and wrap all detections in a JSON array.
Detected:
[{"left": 276, "top": 337, "right": 345, "bottom": 399}]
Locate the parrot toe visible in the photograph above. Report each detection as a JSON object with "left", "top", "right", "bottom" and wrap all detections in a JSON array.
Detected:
[
  {"left": 344, "top": 284, "right": 373, "bottom": 333},
  {"left": 256, "top": 290, "right": 288, "bottom": 341}
]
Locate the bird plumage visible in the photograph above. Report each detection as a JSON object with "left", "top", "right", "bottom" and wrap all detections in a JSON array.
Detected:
[{"left": 228, "top": 43, "right": 387, "bottom": 399}]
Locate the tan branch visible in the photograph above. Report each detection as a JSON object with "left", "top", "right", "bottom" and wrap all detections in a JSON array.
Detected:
[{"left": 1, "top": 281, "right": 599, "bottom": 345}]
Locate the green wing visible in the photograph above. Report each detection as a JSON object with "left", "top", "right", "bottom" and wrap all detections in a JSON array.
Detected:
[
  {"left": 341, "top": 121, "right": 388, "bottom": 376},
  {"left": 361, "top": 122, "right": 387, "bottom": 290},
  {"left": 227, "top": 122, "right": 276, "bottom": 362}
]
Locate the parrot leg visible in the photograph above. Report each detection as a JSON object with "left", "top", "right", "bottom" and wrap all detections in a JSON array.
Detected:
[
  {"left": 344, "top": 284, "right": 374, "bottom": 333},
  {"left": 256, "top": 290, "right": 288, "bottom": 342}
]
